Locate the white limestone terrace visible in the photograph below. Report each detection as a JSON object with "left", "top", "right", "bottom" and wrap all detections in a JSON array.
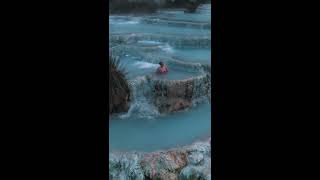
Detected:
[
  {"left": 109, "top": 138, "right": 211, "bottom": 180},
  {"left": 109, "top": 3, "right": 212, "bottom": 179}
]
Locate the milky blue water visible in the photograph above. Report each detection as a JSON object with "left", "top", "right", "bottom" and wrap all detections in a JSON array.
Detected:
[
  {"left": 121, "top": 55, "right": 202, "bottom": 80},
  {"left": 170, "top": 48, "right": 211, "bottom": 64},
  {"left": 109, "top": 103, "right": 211, "bottom": 152},
  {"left": 109, "top": 16, "right": 210, "bottom": 36},
  {"left": 109, "top": 4, "right": 211, "bottom": 152}
]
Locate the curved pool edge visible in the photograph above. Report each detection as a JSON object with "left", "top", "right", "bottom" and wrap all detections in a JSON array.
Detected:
[{"left": 109, "top": 137, "right": 211, "bottom": 180}]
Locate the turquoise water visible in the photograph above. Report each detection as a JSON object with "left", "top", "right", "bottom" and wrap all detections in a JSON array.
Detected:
[
  {"left": 109, "top": 16, "right": 210, "bottom": 36},
  {"left": 121, "top": 56, "right": 202, "bottom": 80},
  {"left": 170, "top": 48, "right": 211, "bottom": 64},
  {"left": 109, "top": 4, "right": 211, "bottom": 152},
  {"left": 109, "top": 103, "right": 211, "bottom": 152}
]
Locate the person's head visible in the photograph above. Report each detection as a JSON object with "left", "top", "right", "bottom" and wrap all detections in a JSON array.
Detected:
[{"left": 159, "top": 61, "right": 164, "bottom": 67}]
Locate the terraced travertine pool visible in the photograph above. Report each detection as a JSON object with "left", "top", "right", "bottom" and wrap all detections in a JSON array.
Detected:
[
  {"left": 109, "top": 103, "right": 211, "bottom": 152},
  {"left": 109, "top": 4, "right": 211, "bottom": 152}
]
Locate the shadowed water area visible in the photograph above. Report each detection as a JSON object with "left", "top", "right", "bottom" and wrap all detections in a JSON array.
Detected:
[{"left": 109, "top": 4, "right": 211, "bottom": 152}]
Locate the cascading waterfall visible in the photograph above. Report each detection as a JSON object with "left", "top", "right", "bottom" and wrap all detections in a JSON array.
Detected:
[
  {"left": 118, "top": 71, "right": 210, "bottom": 120},
  {"left": 120, "top": 76, "right": 160, "bottom": 119},
  {"left": 109, "top": 2, "right": 211, "bottom": 151},
  {"left": 109, "top": 3, "right": 212, "bottom": 179}
]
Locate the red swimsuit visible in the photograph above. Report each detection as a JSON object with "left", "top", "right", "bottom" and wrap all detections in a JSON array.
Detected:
[{"left": 158, "top": 66, "right": 168, "bottom": 74}]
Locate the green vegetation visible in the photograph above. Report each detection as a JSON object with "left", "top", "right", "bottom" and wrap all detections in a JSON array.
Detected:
[{"left": 109, "top": 55, "right": 131, "bottom": 114}]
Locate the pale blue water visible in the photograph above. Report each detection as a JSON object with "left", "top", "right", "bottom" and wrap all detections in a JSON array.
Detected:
[
  {"left": 109, "top": 103, "right": 211, "bottom": 152},
  {"left": 121, "top": 56, "right": 202, "bottom": 80},
  {"left": 109, "top": 20, "right": 210, "bottom": 36},
  {"left": 169, "top": 48, "right": 211, "bottom": 64},
  {"left": 109, "top": 4, "right": 211, "bottom": 152}
]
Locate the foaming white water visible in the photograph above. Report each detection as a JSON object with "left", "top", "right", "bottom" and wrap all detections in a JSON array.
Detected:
[
  {"left": 109, "top": 4, "right": 212, "bottom": 152},
  {"left": 120, "top": 76, "right": 160, "bottom": 119},
  {"left": 116, "top": 20, "right": 140, "bottom": 25},
  {"left": 160, "top": 43, "right": 174, "bottom": 53},
  {"left": 109, "top": 16, "right": 141, "bottom": 25},
  {"left": 133, "top": 61, "right": 158, "bottom": 69},
  {"left": 137, "top": 40, "right": 162, "bottom": 46}
]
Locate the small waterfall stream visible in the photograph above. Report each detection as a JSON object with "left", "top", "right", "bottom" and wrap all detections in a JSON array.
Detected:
[{"left": 109, "top": 3, "right": 212, "bottom": 152}]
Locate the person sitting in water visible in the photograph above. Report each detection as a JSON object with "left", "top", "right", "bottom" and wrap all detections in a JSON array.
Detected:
[{"left": 157, "top": 61, "right": 168, "bottom": 74}]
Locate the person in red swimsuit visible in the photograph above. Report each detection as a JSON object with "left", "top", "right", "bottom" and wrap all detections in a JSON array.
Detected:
[{"left": 157, "top": 61, "right": 169, "bottom": 74}]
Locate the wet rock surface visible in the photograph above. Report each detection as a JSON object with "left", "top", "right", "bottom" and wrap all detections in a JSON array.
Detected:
[
  {"left": 109, "top": 138, "right": 211, "bottom": 180},
  {"left": 152, "top": 74, "right": 211, "bottom": 113},
  {"left": 109, "top": 3, "right": 212, "bottom": 179}
]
